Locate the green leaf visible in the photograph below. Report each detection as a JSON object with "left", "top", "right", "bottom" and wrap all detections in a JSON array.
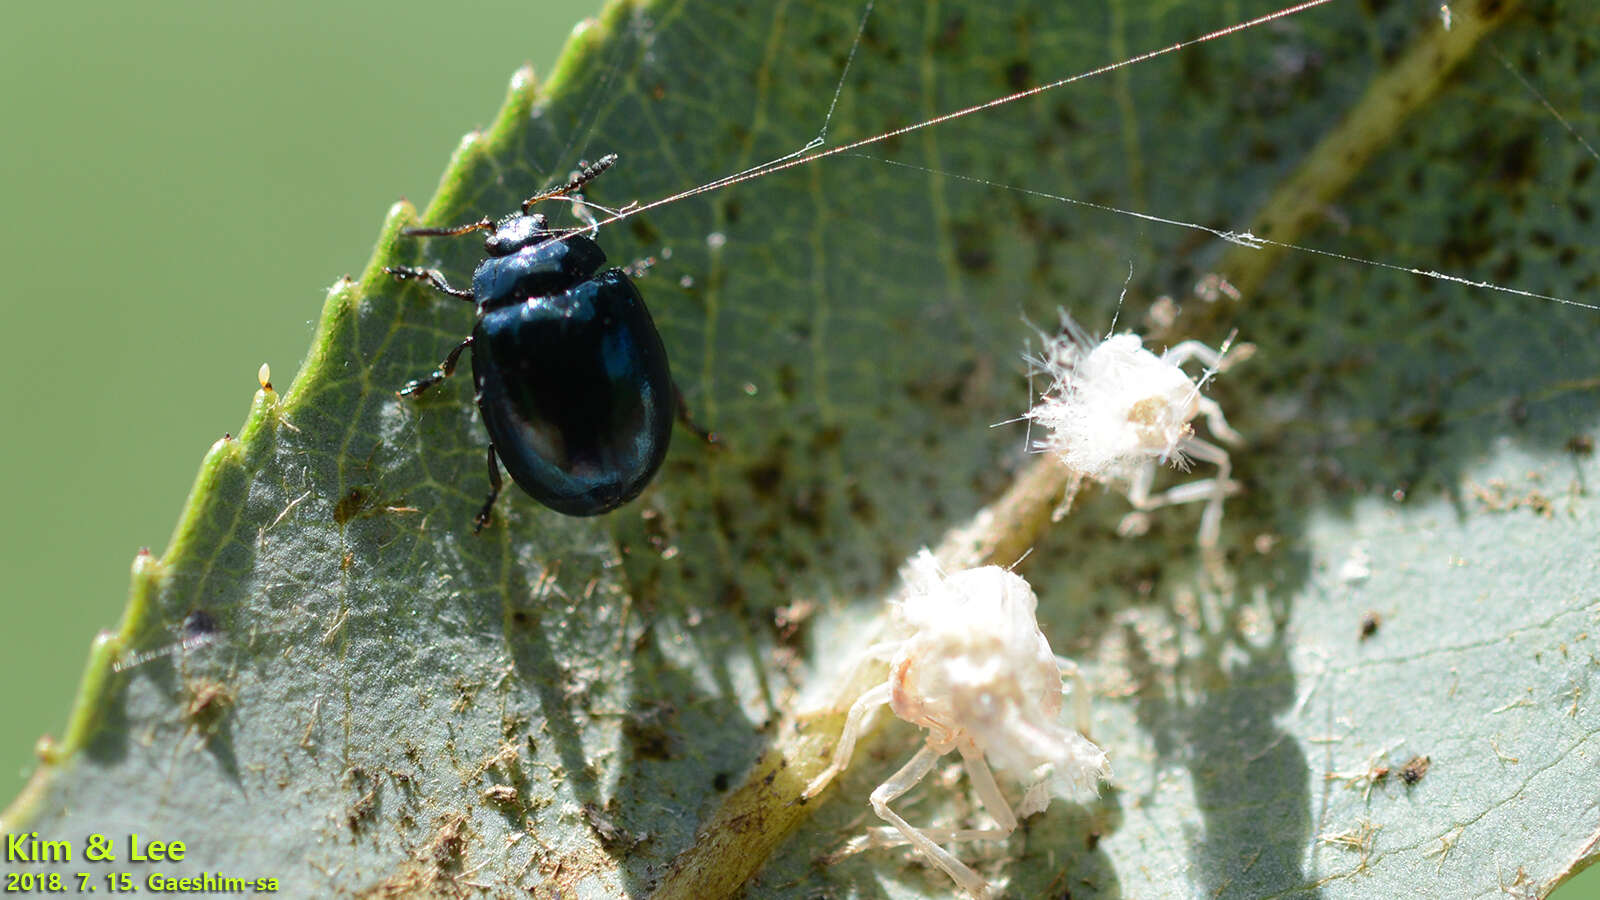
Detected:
[{"left": 5, "top": 0, "right": 1598, "bottom": 897}]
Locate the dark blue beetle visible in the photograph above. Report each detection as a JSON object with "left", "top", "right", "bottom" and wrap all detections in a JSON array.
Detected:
[{"left": 386, "top": 156, "right": 710, "bottom": 529}]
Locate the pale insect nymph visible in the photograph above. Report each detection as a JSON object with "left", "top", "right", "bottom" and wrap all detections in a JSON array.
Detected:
[
  {"left": 1026, "top": 313, "right": 1252, "bottom": 550},
  {"left": 803, "top": 551, "right": 1108, "bottom": 900}
]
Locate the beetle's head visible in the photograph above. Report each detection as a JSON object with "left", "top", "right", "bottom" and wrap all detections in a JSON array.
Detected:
[{"left": 484, "top": 213, "right": 554, "bottom": 257}]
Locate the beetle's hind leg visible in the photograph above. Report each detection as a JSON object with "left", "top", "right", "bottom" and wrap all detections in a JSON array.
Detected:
[
  {"left": 472, "top": 445, "right": 504, "bottom": 534},
  {"left": 398, "top": 336, "right": 472, "bottom": 398},
  {"left": 384, "top": 266, "right": 475, "bottom": 301},
  {"left": 673, "top": 383, "right": 720, "bottom": 446}
]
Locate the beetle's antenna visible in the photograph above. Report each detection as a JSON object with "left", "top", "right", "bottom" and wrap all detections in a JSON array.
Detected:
[
  {"left": 522, "top": 153, "right": 619, "bottom": 213},
  {"left": 403, "top": 154, "right": 621, "bottom": 238},
  {"left": 402, "top": 216, "right": 494, "bottom": 239}
]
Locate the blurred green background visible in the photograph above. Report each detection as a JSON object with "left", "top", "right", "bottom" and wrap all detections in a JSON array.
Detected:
[{"left": 1, "top": 1, "right": 1595, "bottom": 896}]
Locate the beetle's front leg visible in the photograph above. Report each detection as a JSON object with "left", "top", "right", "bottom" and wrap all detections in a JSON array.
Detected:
[
  {"left": 398, "top": 336, "right": 472, "bottom": 398},
  {"left": 385, "top": 265, "right": 475, "bottom": 301}
]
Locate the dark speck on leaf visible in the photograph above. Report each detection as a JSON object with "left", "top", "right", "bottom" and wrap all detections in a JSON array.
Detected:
[
  {"left": 629, "top": 217, "right": 661, "bottom": 245},
  {"left": 777, "top": 364, "right": 800, "bottom": 401},
  {"left": 334, "top": 488, "right": 367, "bottom": 524},
  {"left": 624, "top": 702, "right": 679, "bottom": 761},
  {"left": 1399, "top": 755, "right": 1431, "bottom": 785},
  {"left": 1506, "top": 395, "right": 1528, "bottom": 427},
  {"left": 848, "top": 485, "right": 877, "bottom": 524},
  {"left": 1496, "top": 134, "right": 1537, "bottom": 186},
  {"left": 934, "top": 12, "right": 964, "bottom": 51},
  {"left": 717, "top": 581, "right": 746, "bottom": 611},
  {"left": 1003, "top": 59, "right": 1032, "bottom": 91},
  {"left": 746, "top": 461, "right": 784, "bottom": 497},
  {"left": 183, "top": 609, "right": 219, "bottom": 640},
  {"left": 952, "top": 221, "right": 994, "bottom": 273},
  {"left": 1052, "top": 103, "right": 1080, "bottom": 133},
  {"left": 583, "top": 802, "right": 644, "bottom": 850},
  {"left": 1359, "top": 611, "right": 1381, "bottom": 640},
  {"left": 1415, "top": 408, "right": 1445, "bottom": 437}
]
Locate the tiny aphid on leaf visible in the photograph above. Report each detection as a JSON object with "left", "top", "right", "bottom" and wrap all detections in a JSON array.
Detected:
[
  {"left": 1359, "top": 610, "right": 1382, "bottom": 640},
  {"left": 803, "top": 551, "right": 1108, "bottom": 900},
  {"left": 386, "top": 155, "right": 713, "bottom": 530},
  {"left": 1026, "top": 314, "right": 1251, "bottom": 549},
  {"left": 1399, "top": 754, "right": 1431, "bottom": 786}
]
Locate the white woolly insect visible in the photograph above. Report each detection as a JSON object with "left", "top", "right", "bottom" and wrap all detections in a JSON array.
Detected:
[
  {"left": 1026, "top": 314, "right": 1250, "bottom": 549},
  {"left": 803, "top": 550, "right": 1108, "bottom": 900}
]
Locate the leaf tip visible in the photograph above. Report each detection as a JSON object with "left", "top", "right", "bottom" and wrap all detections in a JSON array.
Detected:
[
  {"left": 130, "top": 546, "right": 162, "bottom": 581},
  {"left": 508, "top": 64, "right": 538, "bottom": 104},
  {"left": 569, "top": 15, "right": 597, "bottom": 44},
  {"left": 38, "top": 628, "right": 130, "bottom": 770},
  {"left": 32, "top": 733, "right": 61, "bottom": 766},
  {"left": 201, "top": 432, "right": 244, "bottom": 472},
  {"left": 382, "top": 200, "right": 419, "bottom": 235},
  {"left": 353, "top": 204, "right": 418, "bottom": 293},
  {"left": 238, "top": 363, "right": 294, "bottom": 442}
]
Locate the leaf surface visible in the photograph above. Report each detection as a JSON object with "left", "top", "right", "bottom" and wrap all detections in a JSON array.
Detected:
[{"left": 5, "top": 0, "right": 1598, "bottom": 897}]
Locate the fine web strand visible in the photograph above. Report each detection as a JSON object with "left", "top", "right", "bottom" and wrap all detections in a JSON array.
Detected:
[
  {"left": 589, "top": 0, "right": 1340, "bottom": 231},
  {"left": 542, "top": 16, "right": 632, "bottom": 182},
  {"left": 690, "top": 0, "right": 877, "bottom": 194},
  {"left": 1489, "top": 46, "right": 1600, "bottom": 165},
  {"left": 818, "top": 0, "right": 875, "bottom": 148},
  {"left": 542, "top": 0, "right": 877, "bottom": 212},
  {"left": 856, "top": 157, "right": 1600, "bottom": 314},
  {"left": 1106, "top": 261, "right": 1135, "bottom": 338},
  {"left": 535, "top": 0, "right": 1591, "bottom": 315}
]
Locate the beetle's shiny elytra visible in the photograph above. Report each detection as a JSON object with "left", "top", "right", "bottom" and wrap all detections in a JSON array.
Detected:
[{"left": 386, "top": 155, "right": 709, "bottom": 530}]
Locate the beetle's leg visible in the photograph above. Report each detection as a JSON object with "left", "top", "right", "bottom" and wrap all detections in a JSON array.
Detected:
[
  {"left": 384, "top": 266, "right": 475, "bottom": 302},
  {"left": 398, "top": 336, "right": 472, "bottom": 398},
  {"left": 673, "top": 383, "right": 720, "bottom": 445},
  {"left": 472, "top": 445, "right": 503, "bottom": 534}
]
